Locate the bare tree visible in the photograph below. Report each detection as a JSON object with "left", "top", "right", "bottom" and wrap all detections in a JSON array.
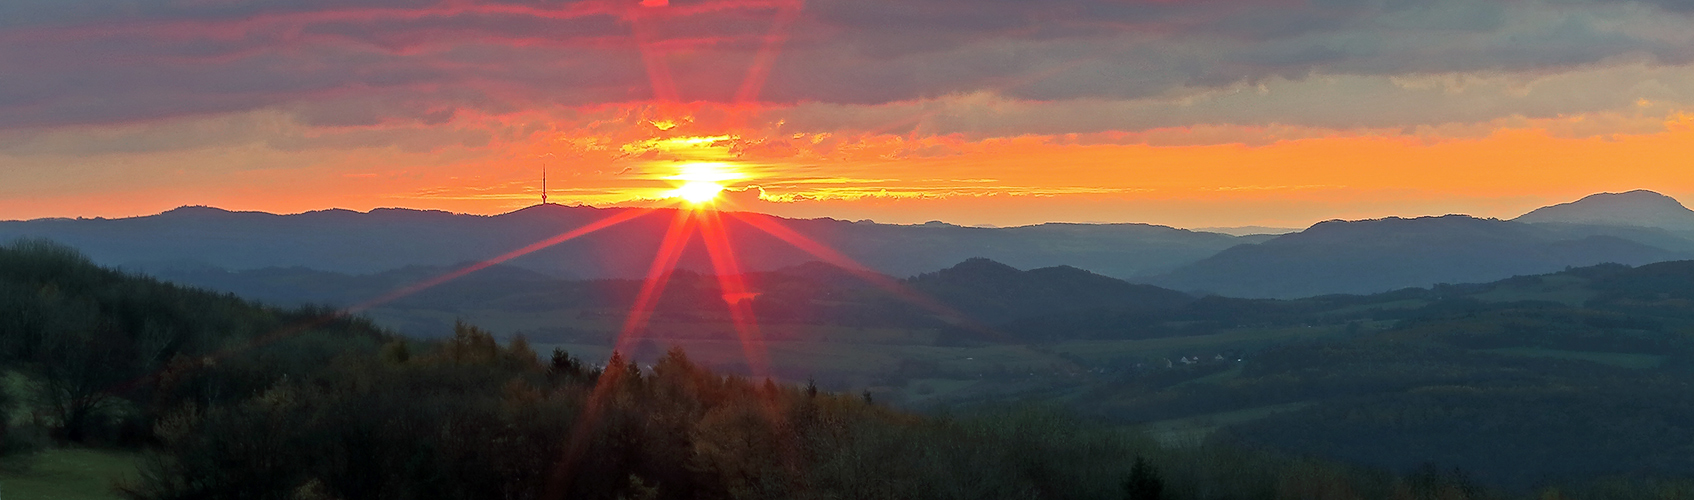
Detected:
[{"left": 35, "top": 317, "right": 134, "bottom": 443}]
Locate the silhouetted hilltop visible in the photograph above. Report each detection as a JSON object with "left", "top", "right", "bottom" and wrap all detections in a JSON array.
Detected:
[
  {"left": 1516, "top": 190, "right": 1694, "bottom": 233},
  {"left": 1191, "top": 225, "right": 1302, "bottom": 236},
  {"left": 907, "top": 258, "right": 1195, "bottom": 324},
  {"left": 1148, "top": 215, "right": 1688, "bottom": 299}
]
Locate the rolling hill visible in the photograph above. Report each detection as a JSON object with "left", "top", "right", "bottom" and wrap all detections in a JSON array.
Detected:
[
  {"left": 0, "top": 204, "right": 1252, "bottom": 281},
  {"left": 9, "top": 190, "right": 1694, "bottom": 302},
  {"left": 1516, "top": 189, "right": 1694, "bottom": 233},
  {"left": 1146, "top": 215, "right": 1690, "bottom": 298},
  {"left": 904, "top": 258, "right": 1196, "bottom": 324}
]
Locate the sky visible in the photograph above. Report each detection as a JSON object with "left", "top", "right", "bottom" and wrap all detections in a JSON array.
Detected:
[{"left": 1, "top": 0, "right": 1691, "bottom": 228}]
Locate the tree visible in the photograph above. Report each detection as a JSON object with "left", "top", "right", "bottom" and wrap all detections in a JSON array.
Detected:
[
  {"left": 380, "top": 339, "right": 411, "bottom": 365},
  {"left": 36, "top": 320, "right": 135, "bottom": 443},
  {"left": 1123, "top": 456, "right": 1164, "bottom": 500},
  {"left": 444, "top": 321, "right": 499, "bottom": 365},
  {"left": 550, "top": 348, "right": 586, "bottom": 380}
]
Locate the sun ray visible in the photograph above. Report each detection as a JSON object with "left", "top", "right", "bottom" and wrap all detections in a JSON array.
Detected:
[
  {"left": 630, "top": 7, "right": 680, "bottom": 102},
  {"left": 696, "top": 207, "right": 773, "bottom": 381},
  {"left": 733, "top": 0, "right": 803, "bottom": 104},
  {"left": 724, "top": 210, "right": 1009, "bottom": 340},
  {"left": 103, "top": 205, "right": 663, "bottom": 395},
  {"left": 611, "top": 207, "right": 699, "bottom": 354},
  {"left": 548, "top": 207, "right": 701, "bottom": 499},
  {"left": 694, "top": 207, "right": 808, "bottom": 483},
  {"left": 348, "top": 207, "right": 659, "bottom": 315}
]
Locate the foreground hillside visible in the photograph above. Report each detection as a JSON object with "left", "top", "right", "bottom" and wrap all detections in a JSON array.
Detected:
[
  {"left": 165, "top": 251, "right": 1694, "bottom": 491},
  {"left": 13, "top": 239, "right": 1694, "bottom": 496},
  {"left": 1, "top": 240, "right": 1550, "bottom": 500}
]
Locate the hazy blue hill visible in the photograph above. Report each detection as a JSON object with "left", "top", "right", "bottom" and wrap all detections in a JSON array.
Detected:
[
  {"left": 1148, "top": 215, "right": 1688, "bottom": 299},
  {"left": 723, "top": 214, "right": 1252, "bottom": 281},
  {"left": 145, "top": 255, "right": 1201, "bottom": 340},
  {"left": 2, "top": 206, "right": 505, "bottom": 275},
  {"left": 150, "top": 262, "right": 561, "bottom": 309},
  {"left": 905, "top": 258, "right": 1196, "bottom": 324},
  {"left": 1192, "top": 225, "right": 1302, "bottom": 236},
  {"left": 1516, "top": 189, "right": 1694, "bottom": 233},
  {"left": 1528, "top": 221, "right": 1694, "bottom": 252},
  {"left": 0, "top": 204, "right": 1252, "bottom": 281}
]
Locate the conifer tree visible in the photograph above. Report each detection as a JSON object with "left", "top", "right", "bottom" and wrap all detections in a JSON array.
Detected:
[{"left": 1123, "top": 456, "right": 1164, "bottom": 500}]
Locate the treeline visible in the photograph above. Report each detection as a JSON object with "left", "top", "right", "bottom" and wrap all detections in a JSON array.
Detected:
[
  {"left": 0, "top": 239, "right": 388, "bottom": 448},
  {"left": 127, "top": 321, "right": 1511, "bottom": 500}
]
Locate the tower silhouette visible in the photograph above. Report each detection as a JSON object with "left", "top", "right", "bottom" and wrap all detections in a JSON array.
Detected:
[{"left": 541, "top": 163, "right": 549, "bottom": 205}]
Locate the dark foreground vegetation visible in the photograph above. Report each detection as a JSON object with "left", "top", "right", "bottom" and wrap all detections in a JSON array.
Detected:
[
  {"left": 1072, "top": 261, "right": 1694, "bottom": 491},
  {"left": 4, "top": 239, "right": 1694, "bottom": 499}
]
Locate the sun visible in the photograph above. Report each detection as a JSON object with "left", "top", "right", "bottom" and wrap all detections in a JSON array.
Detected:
[
  {"left": 665, "top": 162, "right": 742, "bottom": 205},
  {"left": 674, "top": 181, "right": 724, "bottom": 204}
]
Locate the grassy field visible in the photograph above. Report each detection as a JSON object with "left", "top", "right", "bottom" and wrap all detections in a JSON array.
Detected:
[
  {"left": 1471, "top": 274, "right": 1597, "bottom": 306},
  {"left": 901, "top": 378, "right": 986, "bottom": 405},
  {"left": 1315, "top": 299, "right": 1429, "bottom": 318},
  {"left": 1481, "top": 347, "right": 1666, "bottom": 369},
  {"left": 1138, "top": 402, "right": 1315, "bottom": 447},
  {"left": 3, "top": 371, "right": 31, "bottom": 425},
  {"left": 0, "top": 448, "right": 141, "bottom": 500},
  {"left": 1049, "top": 326, "right": 1349, "bottom": 364},
  {"left": 1171, "top": 364, "right": 1244, "bottom": 388}
]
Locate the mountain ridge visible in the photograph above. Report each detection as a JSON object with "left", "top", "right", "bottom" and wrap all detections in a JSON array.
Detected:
[
  {"left": 1146, "top": 214, "right": 1690, "bottom": 299},
  {"left": 9, "top": 191, "right": 1694, "bottom": 300},
  {"left": 1516, "top": 189, "right": 1694, "bottom": 233},
  {"left": 0, "top": 203, "right": 1252, "bottom": 281}
]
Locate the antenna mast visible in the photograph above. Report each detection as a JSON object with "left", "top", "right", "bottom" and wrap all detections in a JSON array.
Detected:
[{"left": 541, "top": 162, "right": 549, "bottom": 205}]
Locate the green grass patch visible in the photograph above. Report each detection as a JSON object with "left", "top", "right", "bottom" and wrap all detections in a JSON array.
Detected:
[
  {"left": 1171, "top": 364, "right": 1243, "bottom": 388},
  {"left": 900, "top": 378, "right": 982, "bottom": 404},
  {"left": 1139, "top": 402, "right": 1314, "bottom": 447},
  {"left": 1050, "top": 326, "right": 1348, "bottom": 364},
  {"left": 1481, "top": 347, "right": 1665, "bottom": 369},
  {"left": 0, "top": 448, "right": 142, "bottom": 500},
  {"left": 1316, "top": 299, "right": 1430, "bottom": 318},
  {"left": 1471, "top": 275, "right": 1596, "bottom": 306},
  {"left": 3, "top": 371, "right": 33, "bottom": 425}
]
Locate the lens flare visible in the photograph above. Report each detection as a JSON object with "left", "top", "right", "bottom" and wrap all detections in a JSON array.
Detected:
[{"left": 674, "top": 181, "right": 724, "bottom": 204}]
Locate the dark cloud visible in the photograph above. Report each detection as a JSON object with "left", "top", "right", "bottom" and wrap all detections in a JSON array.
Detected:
[{"left": 0, "top": 0, "right": 1690, "bottom": 131}]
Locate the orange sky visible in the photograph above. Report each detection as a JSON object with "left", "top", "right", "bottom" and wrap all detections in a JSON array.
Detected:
[
  {"left": 2, "top": 115, "right": 1689, "bottom": 228},
  {"left": 1, "top": 0, "right": 1691, "bottom": 228}
]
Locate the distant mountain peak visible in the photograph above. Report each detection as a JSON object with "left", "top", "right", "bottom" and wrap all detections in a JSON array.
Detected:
[
  {"left": 154, "top": 205, "right": 271, "bottom": 220},
  {"left": 162, "top": 205, "right": 233, "bottom": 215},
  {"left": 940, "top": 257, "right": 1022, "bottom": 276},
  {"left": 1291, "top": 215, "right": 1527, "bottom": 244},
  {"left": 1516, "top": 190, "right": 1694, "bottom": 232}
]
